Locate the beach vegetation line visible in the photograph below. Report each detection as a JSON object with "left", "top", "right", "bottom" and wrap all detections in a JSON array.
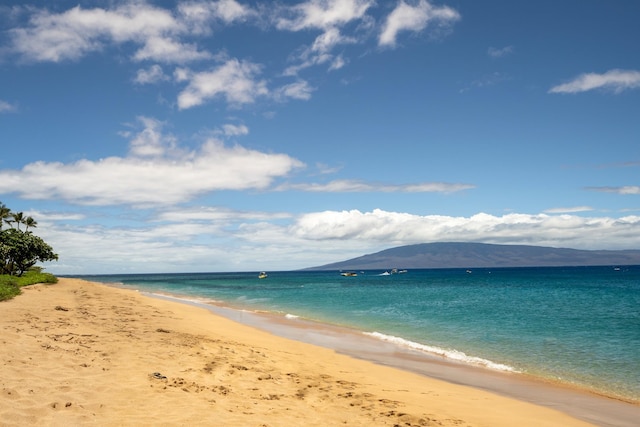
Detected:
[{"left": 0, "top": 268, "right": 58, "bottom": 301}]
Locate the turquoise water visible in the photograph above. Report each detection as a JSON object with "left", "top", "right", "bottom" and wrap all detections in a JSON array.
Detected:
[{"left": 76, "top": 266, "right": 640, "bottom": 402}]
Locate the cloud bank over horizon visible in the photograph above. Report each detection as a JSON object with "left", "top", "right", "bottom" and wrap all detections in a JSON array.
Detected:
[{"left": 33, "top": 207, "right": 640, "bottom": 274}]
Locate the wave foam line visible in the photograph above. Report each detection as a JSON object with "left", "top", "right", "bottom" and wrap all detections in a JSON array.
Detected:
[{"left": 364, "top": 331, "right": 519, "bottom": 373}]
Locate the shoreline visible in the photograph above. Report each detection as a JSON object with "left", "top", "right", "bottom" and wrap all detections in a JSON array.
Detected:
[
  {"left": 90, "top": 267, "right": 640, "bottom": 406},
  {"left": 145, "top": 290, "right": 640, "bottom": 427},
  {"left": 1, "top": 278, "right": 637, "bottom": 426},
  {"left": 137, "top": 286, "right": 638, "bottom": 403}
]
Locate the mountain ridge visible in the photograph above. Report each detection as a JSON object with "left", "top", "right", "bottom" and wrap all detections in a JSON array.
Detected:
[{"left": 304, "top": 242, "right": 640, "bottom": 270}]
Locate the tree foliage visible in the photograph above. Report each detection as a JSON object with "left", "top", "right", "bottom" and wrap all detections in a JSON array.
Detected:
[{"left": 0, "top": 202, "right": 58, "bottom": 276}]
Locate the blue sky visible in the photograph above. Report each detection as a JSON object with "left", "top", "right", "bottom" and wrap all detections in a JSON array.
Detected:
[{"left": 1, "top": 0, "right": 639, "bottom": 274}]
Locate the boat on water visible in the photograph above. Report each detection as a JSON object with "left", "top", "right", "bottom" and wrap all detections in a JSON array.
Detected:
[
  {"left": 340, "top": 271, "right": 358, "bottom": 277},
  {"left": 258, "top": 272, "right": 268, "bottom": 279}
]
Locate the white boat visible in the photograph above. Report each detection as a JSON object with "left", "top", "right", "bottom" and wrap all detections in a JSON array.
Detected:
[{"left": 258, "top": 272, "right": 268, "bottom": 279}]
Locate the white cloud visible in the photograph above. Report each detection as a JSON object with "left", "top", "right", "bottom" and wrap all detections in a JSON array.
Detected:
[
  {"left": 276, "top": 0, "right": 373, "bottom": 31},
  {"left": 154, "top": 206, "right": 291, "bottom": 223},
  {"left": 134, "top": 64, "right": 169, "bottom": 84},
  {"left": 222, "top": 124, "right": 250, "bottom": 136},
  {"left": 587, "top": 186, "right": 640, "bottom": 195},
  {"left": 315, "top": 163, "right": 343, "bottom": 175},
  {"left": 329, "top": 55, "right": 347, "bottom": 71},
  {"left": 173, "top": 67, "right": 191, "bottom": 82},
  {"left": 127, "top": 117, "right": 178, "bottom": 158},
  {"left": 487, "top": 45, "right": 514, "bottom": 58},
  {"left": 281, "top": 17, "right": 360, "bottom": 76},
  {"left": 8, "top": 1, "right": 251, "bottom": 64},
  {"left": 34, "top": 206, "right": 640, "bottom": 274},
  {"left": 543, "top": 206, "right": 594, "bottom": 214},
  {"left": 275, "top": 80, "right": 315, "bottom": 100},
  {"left": 0, "top": 100, "right": 17, "bottom": 113},
  {"left": 0, "top": 118, "right": 304, "bottom": 206},
  {"left": 278, "top": 179, "right": 474, "bottom": 193},
  {"left": 379, "top": 0, "right": 460, "bottom": 47},
  {"left": 311, "top": 27, "right": 350, "bottom": 53},
  {"left": 549, "top": 69, "right": 640, "bottom": 94},
  {"left": 177, "top": 59, "right": 268, "bottom": 109},
  {"left": 290, "top": 209, "right": 640, "bottom": 249},
  {"left": 133, "top": 36, "right": 212, "bottom": 63},
  {"left": 178, "top": 0, "right": 253, "bottom": 30}
]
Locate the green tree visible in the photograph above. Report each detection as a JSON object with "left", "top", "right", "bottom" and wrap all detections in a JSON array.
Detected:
[
  {"left": 10, "top": 211, "right": 25, "bottom": 231},
  {"left": 0, "top": 202, "right": 57, "bottom": 276},
  {"left": 24, "top": 216, "right": 37, "bottom": 231},
  {"left": 0, "top": 228, "right": 58, "bottom": 276},
  {"left": 0, "top": 203, "right": 11, "bottom": 231}
]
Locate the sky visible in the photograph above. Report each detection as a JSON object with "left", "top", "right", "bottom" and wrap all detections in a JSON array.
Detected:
[{"left": 1, "top": 0, "right": 639, "bottom": 275}]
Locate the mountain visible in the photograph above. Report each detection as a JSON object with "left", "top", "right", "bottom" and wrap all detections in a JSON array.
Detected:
[{"left": 304, "top": 242, "right": 640, "bottom": 270}]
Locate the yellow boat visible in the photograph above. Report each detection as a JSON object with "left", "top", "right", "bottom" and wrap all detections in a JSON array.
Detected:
[{"left": 340, "top": 271, "right": 357, "bottom": 277}]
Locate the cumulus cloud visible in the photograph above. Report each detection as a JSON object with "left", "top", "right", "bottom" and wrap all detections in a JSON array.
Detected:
[
  {"left": 379, "top": 0, "right": 460, "bottom": 47},
  {"left": 177, "top": 0, "right": 253, "bottom": 29},
  {"left": 278, "top": 179, "right": 474, "bottom": 193},
  {"left": 276, "top": 0, "right": 373, "bottom": 31},
  {"left": 0, "top": 117, "right": 304, "bottom": 206},
  {"left": 8, "top": 1, "right": 252, "bottom": 64},
  {"left": 549, "top": 69, "right": 640, "bottom": 94},
  {"left": 177, "top": 59, "right": 268, "bottom": 109},
  {"left": 134, "top": 64, "right": 169, "bottom": 84},
  {"left": 279, "top": 8, "right": 364, "bottom": 76},
  {"left": 290, "top": 209, "right": 640, "bottom": 249},
  {"left": 8, "top": 0, "right": 463, "bottom": 106},
  {"left": 133, "top": 37, "right": 212, "bottom": 63},
  {"left": 35, "top": 205, "right": 640, "bottom": 274}
]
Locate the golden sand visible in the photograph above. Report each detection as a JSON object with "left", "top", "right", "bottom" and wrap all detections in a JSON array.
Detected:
[{"left": 0, "top": 278, "right": 597, "bottom": 426}]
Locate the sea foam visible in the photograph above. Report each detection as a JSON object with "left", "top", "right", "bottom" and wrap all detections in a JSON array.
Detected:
[{"left": 364, "top": 331, "right": 519, "bottom": 373}]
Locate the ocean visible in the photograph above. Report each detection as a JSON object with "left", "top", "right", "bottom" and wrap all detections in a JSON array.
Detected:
[{"left": 76, "top": 265, "right": 640, "bottom": 404}]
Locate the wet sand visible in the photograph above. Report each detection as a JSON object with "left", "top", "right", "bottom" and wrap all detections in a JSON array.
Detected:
[{"left": 0, "top": 278, "right": 635, "bottom": 426}]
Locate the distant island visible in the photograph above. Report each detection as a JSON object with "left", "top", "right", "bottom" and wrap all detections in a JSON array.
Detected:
[{"left": 304, "top": 242, "right": 640, "bottom": 271}]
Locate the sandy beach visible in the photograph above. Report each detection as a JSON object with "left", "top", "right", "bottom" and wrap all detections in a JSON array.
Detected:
[{"left": 0, "top": 278, "right": 624, "bottom": 426}]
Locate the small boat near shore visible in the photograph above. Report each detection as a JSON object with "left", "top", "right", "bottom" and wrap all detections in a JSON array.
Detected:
[{"left": 340, "top": 271, "right": 358, "bottom": 277}]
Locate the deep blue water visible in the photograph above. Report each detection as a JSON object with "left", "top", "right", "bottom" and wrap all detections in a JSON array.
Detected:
[{"left": 75, "top": 266, "right": 640, "bottom": 402}]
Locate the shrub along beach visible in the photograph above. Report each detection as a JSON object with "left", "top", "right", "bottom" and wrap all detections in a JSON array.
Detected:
[{"left": 0, "top": 202, "right": 58, "bottom": 301}]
